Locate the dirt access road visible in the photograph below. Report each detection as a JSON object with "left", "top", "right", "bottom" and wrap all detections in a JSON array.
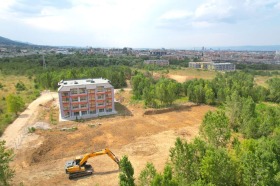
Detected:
[
  {"left": 0, "top": 91, "right": 58, "bottom": 149},
  {"left": 6, "top": 90, "right": 214, "bottom": 186}
]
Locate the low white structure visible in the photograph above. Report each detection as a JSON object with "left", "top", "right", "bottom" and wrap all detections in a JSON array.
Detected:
[
  {"left": 144, "top": 59, "right": 169, "bottom": 66},
  {"left": 189, "top": 62, "right": 235, "bottom": 71}
]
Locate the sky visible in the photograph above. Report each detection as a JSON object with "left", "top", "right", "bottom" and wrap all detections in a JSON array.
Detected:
[{"left": 0, "top": 0, "right": 280, "bottom": 48}]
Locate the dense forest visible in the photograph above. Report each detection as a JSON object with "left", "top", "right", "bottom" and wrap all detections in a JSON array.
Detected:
[
  {"left": 131, "top": 71, "right": 280, "bottom": 107},
  {"left": 0, "top": 53, "right": 191, "bottom": 76},
  {"left": 123, "top": 71, "right": 280, "bottom": 186}
]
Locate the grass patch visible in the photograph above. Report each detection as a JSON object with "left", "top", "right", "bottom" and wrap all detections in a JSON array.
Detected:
[
  {"left": 174, "top": 96, "right": 189, "bottom": 104},
  {"left": 254, "top": 76, "right": 273, "bottom": 88},
  {"left": 60, "top": 126, "right": 78, "bottom": 132},
  {"left": 0, "top": 73, "right": 40, "bottom": 136},
  {"left": 28, "top": 127, "right": 36, "bottom": 133}
]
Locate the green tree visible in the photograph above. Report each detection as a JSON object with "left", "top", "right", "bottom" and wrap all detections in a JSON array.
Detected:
[
  {"left": 139, "top": 162, "right": 157, "bottom": 186},
  {"left": 225, "top": 91, "right": 242, "bottom": 131},
  {"left": 0, "top": 140, "right": 15, "bottom": 186},
  {"left": 200, "top": 148, "right": 236, "bottom": 186},
  {"left": 155, "top": 79, "right": 177, "bottom": 105},
  {"left": 236, "top": 138, "right": 280, "bottom": 186},
  {"left": 170, "top": 138, "right": 207, "bottom": 185},
  {"left": 200, "top": 111, "right": 231, "bottom": 148},
  {"left": 6, "top": 94, "right": 25, "bottom": 115},
  {"left": 151, "top": 165, "right": 178, "bottom": 186},
  {"left": 119, "top": 155, "right": 135, "bottom": 186},
  {"left": 143, "top": 86, "right": 157, "bottom": 108},
  {"left": 204, "top": 86, "right": 215, "bottom": 105},
  {"left": 15, "top": 81, "right": 26, "bottom": 91},
  {"left": 267, "top": 78, "right": 280, "bottom": 103}
]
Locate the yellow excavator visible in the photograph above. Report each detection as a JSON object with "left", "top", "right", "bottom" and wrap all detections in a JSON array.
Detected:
[{"left": 65, "top": 148, "right": 120, "bottom": 179}]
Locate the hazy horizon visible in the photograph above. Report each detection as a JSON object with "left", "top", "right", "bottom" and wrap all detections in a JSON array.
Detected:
[{"left": 1, "top": 0, "right": 280, "bottom": 48}]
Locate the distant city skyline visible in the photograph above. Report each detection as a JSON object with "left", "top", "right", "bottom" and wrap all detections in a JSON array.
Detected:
[{"left": 1, "top": 0, "right": 280, "bottom": 48}]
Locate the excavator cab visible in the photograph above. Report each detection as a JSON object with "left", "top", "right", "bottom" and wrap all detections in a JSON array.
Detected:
[
  {"left": 75, "top": 156, "right": 82, "bottom": 165},
  {"left": 65, "top": 148, "right": 119, "bottom": 179}
]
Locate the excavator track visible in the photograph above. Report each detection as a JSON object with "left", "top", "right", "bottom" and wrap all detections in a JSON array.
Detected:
[{"left": 68, "top": 165, "right": 93, "bottom": 180}]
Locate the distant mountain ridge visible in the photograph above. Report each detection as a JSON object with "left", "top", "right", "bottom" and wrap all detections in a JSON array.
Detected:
[
  {"left": 0, "top": 36, "right": 32, "bottom": 46},
  {"left": 0, "top": 35, "right": 280, "bottom": 51}
]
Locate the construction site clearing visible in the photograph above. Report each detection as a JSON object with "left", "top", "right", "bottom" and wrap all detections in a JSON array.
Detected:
[{"left": 4, "top": 90, "right": 215, "bottom": 186}]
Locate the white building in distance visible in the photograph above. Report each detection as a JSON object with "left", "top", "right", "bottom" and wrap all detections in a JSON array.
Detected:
[{"left": 189, "top": 62, "right": 235, "bottom": 71}]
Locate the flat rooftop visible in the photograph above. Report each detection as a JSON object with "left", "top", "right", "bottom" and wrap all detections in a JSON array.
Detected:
[{"left": 58, "top": 78, "right": 111, "bottom": 87}]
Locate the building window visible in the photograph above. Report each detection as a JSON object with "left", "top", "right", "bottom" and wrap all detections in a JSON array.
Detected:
[
  {"left": 81, "top": 104, "right": 87, "bottom": 108},
  {"left": 72, "top": 105, "right": 79, "bottom": 109},
  {"left": 89, "top": 103, "right": 95, "bottom": 108},
  {"left": 99, "top": 109, "right": 104, "bottom": 113},
  {"left": 62, "top": 98, "right": 69, "bottom": 102},
  {"left": 62, "top": 92, "right": 69, "bottom": 96},
  {"left": 79, "top": 88, "right": 86, "bottom": 94},
  {"left": 98, "top": 102, "right": 104, "bottom": 106},
  {"left": 63, "top": 106, "right": 70, "bottom": 110},
  {"left": 97, "top": 86, "right": 104, "bottom": 92},
  {"left": 71, "top": 89, "right": 78, "bottom": 94},
  {"left": 97, "top": 95, "right": 104, "bottom": 100},
  {"left": 88, "top": 89, "right": 95, "bottom": 93},
  {"left": 89, "top": 96, "right": 95, "bottom": 100},
  {"left": 74, "top": 112, "right": 79, "bottom": 116},
  {"left": 82, "top": 111, "right": 87, "bottom": 115},
  {"left": 90, "top": 110, "right": 96, "bottom": 114},
  {"left": 106, "top": 109, "right": 112, "bottom": 112},
  {"left": 80, "top": 96, "right": 87, "bottom": 102},
  {"left": 72, "top": 97, "right": 78, "bottom": 102}
]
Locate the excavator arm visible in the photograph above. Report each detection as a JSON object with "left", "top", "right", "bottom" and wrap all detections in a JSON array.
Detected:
[{"left": 79, "top": 148, "right": 119, "bottom": 167}]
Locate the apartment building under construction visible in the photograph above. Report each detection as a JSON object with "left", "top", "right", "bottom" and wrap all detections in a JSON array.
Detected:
[{"left": 58, "top": 78, "right": 116, "bottom": 120}]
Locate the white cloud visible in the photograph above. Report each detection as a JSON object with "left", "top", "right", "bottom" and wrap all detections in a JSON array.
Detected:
[
  {"left": 0, "top": 0, "right": 17, "bottom": 19},
  {"left": 1, "top": 0, "right": 280, "bottom": 47},
  {"left": 194, "top": 0, "right": 235, "bottom": 23},
  {"left": 191, "top": 21, "right": 213, "bottom": 28},
  {"left": 160, "top": 10, "right": 192, "bottom": 20}
]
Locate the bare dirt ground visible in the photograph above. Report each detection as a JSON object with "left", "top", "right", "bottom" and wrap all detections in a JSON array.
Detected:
[
  {"left": 0, "top": 91, "right": 58, "bottom": 149},
  {"left": 4, "top": 90, "right": 215, "bottom": 186}
]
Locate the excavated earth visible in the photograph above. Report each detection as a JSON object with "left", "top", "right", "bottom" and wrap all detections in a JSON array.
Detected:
[{"left": 8, "top": 90, "right": 215, "bottom": 186}]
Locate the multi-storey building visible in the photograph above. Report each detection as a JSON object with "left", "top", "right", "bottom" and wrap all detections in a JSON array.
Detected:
[
  {"left": 189, "top": 62, "right": 235, "bottom": 71},
  {"left": 58, "top": 78, "right": 116, "bottom": 120},
  {"left": 144, "top": 59, "right": 169, "bottom": 66},
  {"left": 210, "top": 63, "right": 235, "bottom": 71}
]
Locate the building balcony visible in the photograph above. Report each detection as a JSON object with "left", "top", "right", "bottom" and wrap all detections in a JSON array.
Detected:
[
  {"left": 97, "top": 105, "right": 105, "bottom": 109},
  {"left": 79, "top": 107, "right": 88, "bottom": 111},
  {"left": 96, "top": 99, "right": 105, "bottom": 103},
  {"left": 70, "top": 93, "right": 87, "bottom": 98},
  {"left": 71, "top": 101, "right": 88, "bottom": 105},
  {"left": 96, "top": 92, "right": 105, "bottom": 95}
]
